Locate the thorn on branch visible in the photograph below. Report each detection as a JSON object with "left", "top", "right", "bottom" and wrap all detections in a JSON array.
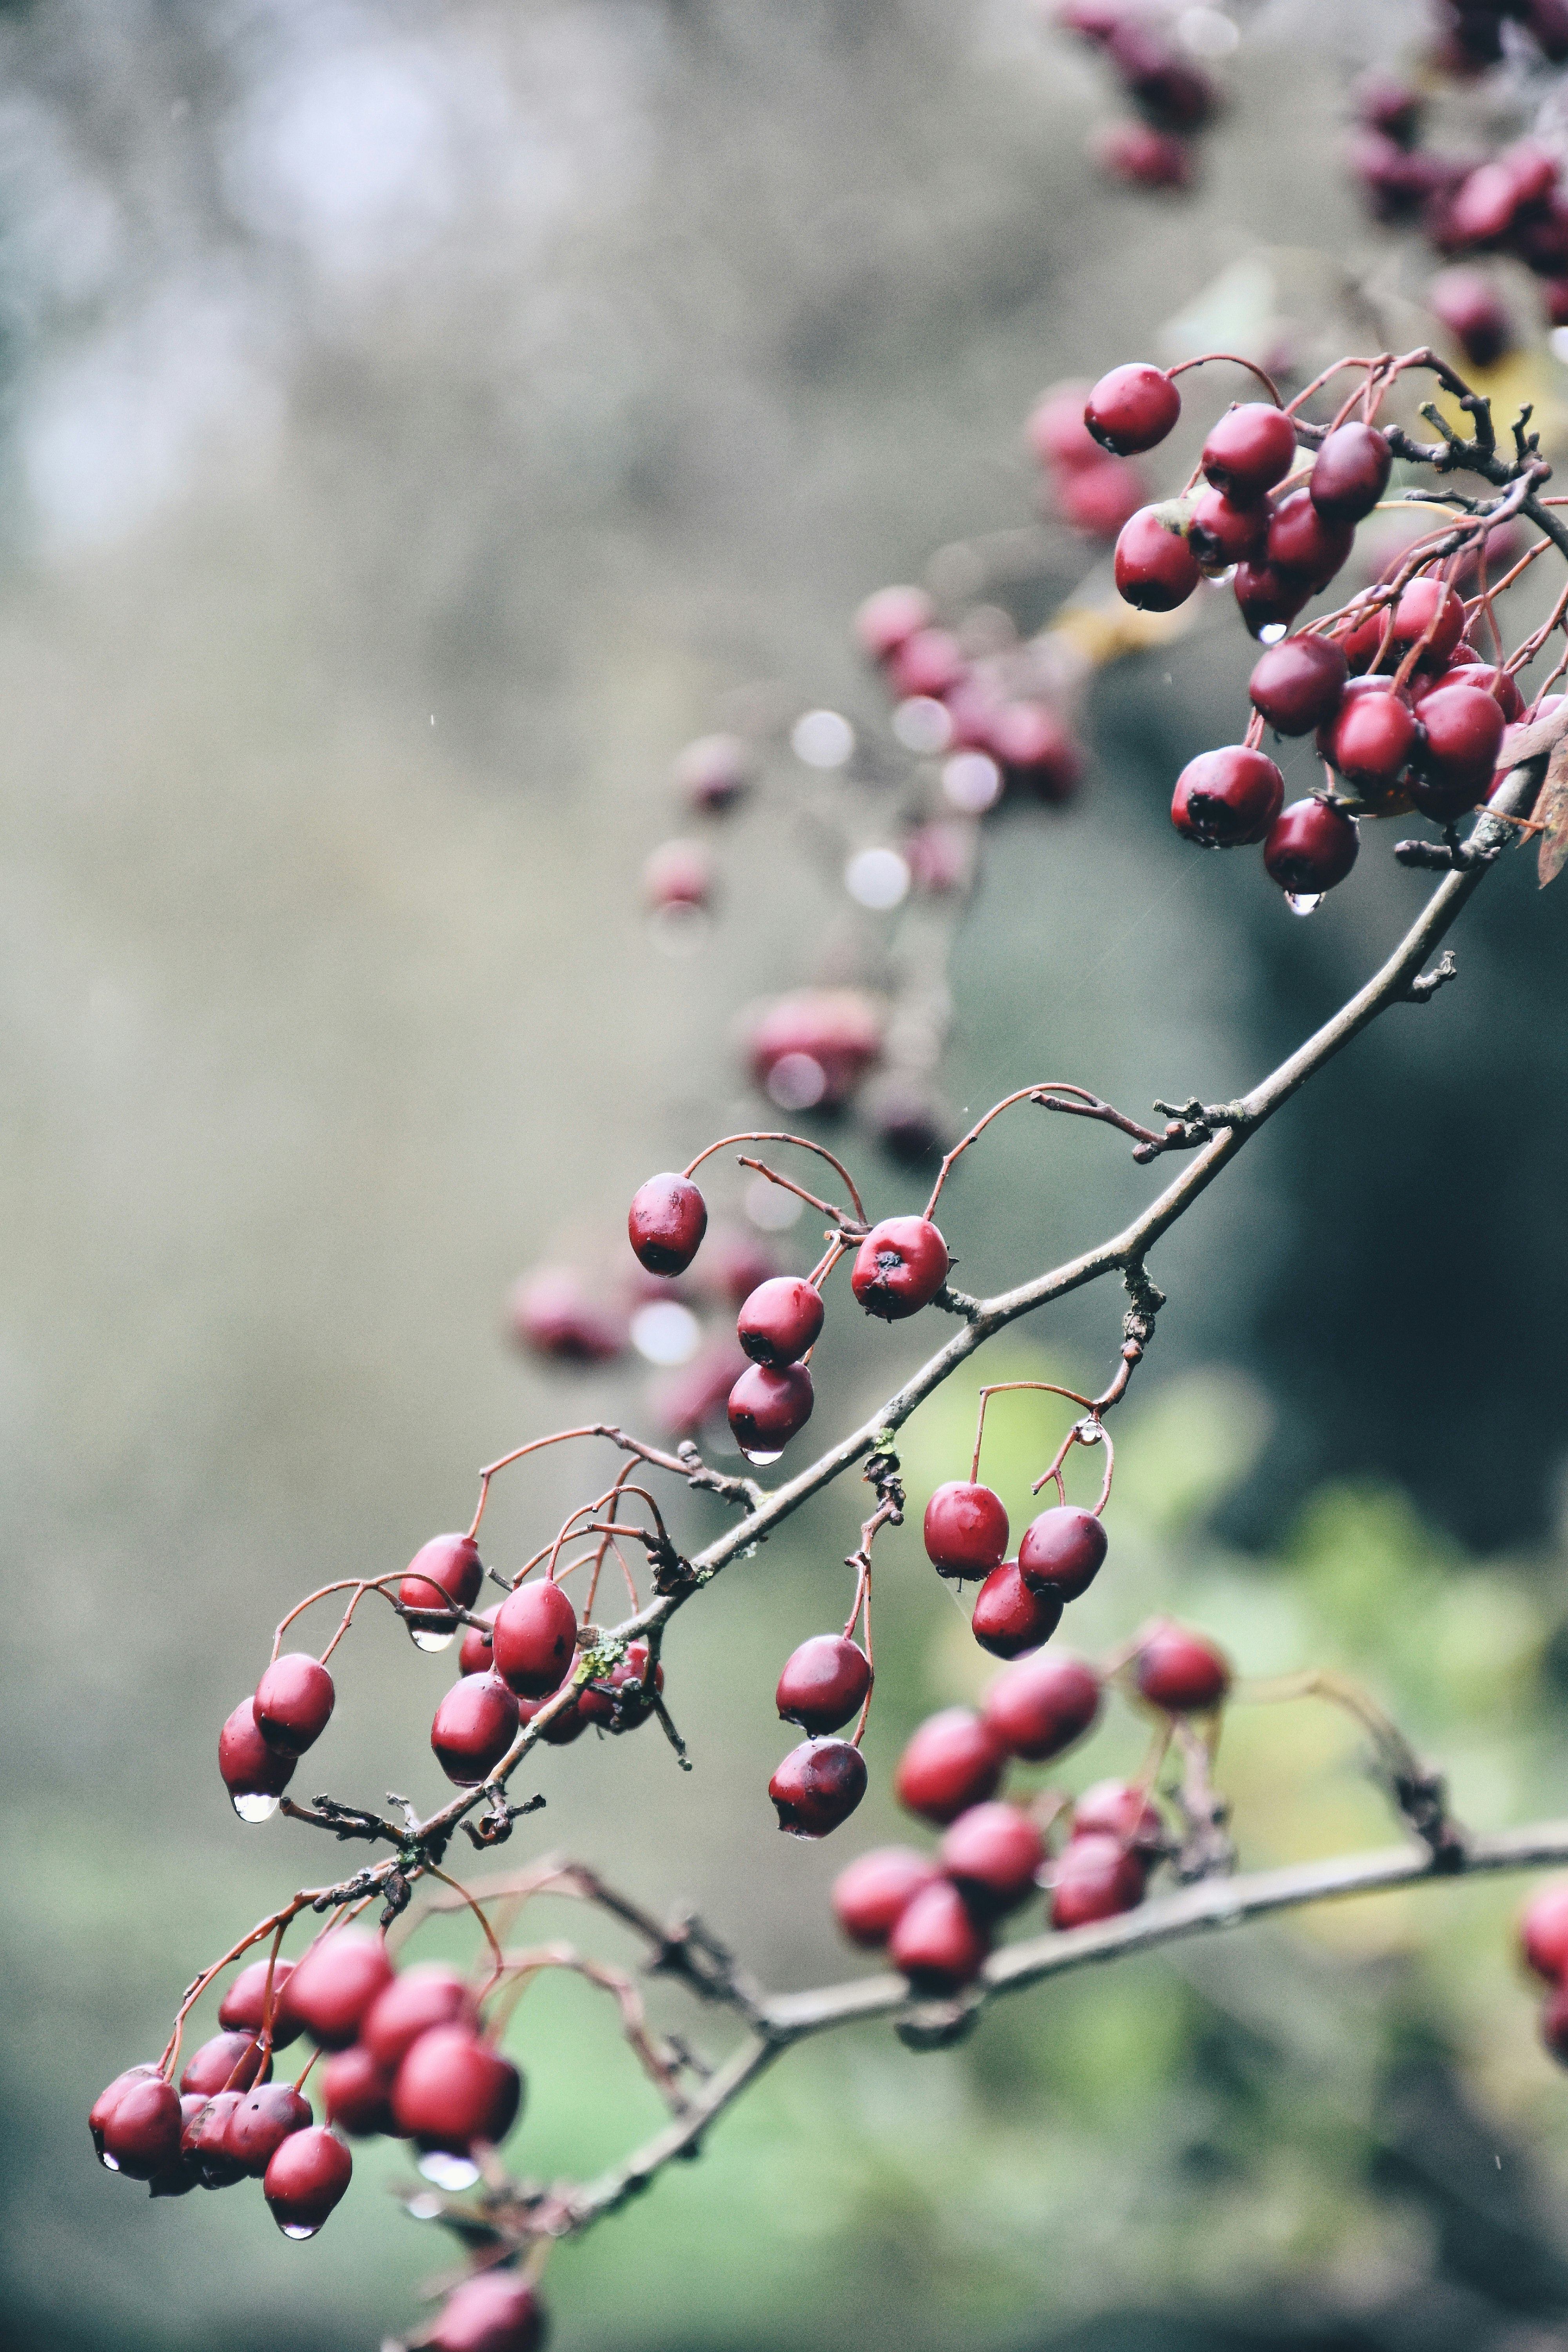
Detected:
[
  {"left": 281, "top": 1793, "right": 406, "bottom": 1847},
  {"left": 1394, "top": 837, "right": 1464, "bottom": 871},
  {"left": 1403, "top": 950, "right": 1458, "bottom": 1004}
]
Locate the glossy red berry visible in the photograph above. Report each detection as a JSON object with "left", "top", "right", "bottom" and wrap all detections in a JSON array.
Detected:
[
  {"left": 401, "top": 1534, "right": 485, "bottom": 1642},
  {"left": 855, "top": 585, "right": 936, "bottom": 664},
  {"left": 627, "top": 1172, "right": 708, "bottom": 1276},
  {"left": 769, "top": 1737, "right": 868, "bottom": 1837},
  {"left": 219, "top": 1696, "right": 295, "bottom": 1818},
  {"left": 1409, "top": 682, "right": 1506, "bottom": 816},
  {"left": 1201, "top": 403, "right": 1297, "bottom": 500},
  {"left": 1187, "top": 486, "right": 1269, "bottom": 573},
  {"left": 322, "top": 2045, "right": 398, "bottom": 2138},
  {"left": 1017, "top": 1506, "right": 1108, "bottom": 1601},
  {"left": 493, "top": 1580, "right": 578, "bottom": 1699},
  {"left": 459, "top": 1604, "right": 501, "bottom": 1676},
  {"left": 1113, "top": 505, "right": 1200, "bottom": 612},
  {"left": 983, "top": 1653, "right": 1102, "bottom": 1762},
  {"left": 1248, "top": 635, "right": 1347, "bottom": 735},
  {"left": 850, "top": 1216, "right": 950, "bottom": 1321},
  {"left": 895, "top": 1708, "right": 1005, "bottom": 1825},
  {"left": 1051, "top": 1833, "right": 1148, "bottom": 1930},
  {"left": 1390, "top": 576, "right": 1465, "bottom": 668},
  {"left": 939, "top": 1802, "right": 1045, "bottom": 1915},
  {"left": 1071, "top": 1779, "right": 1166, "bottom": 1848},
  {"left": 427, "top": 2272, "right": 547, "bottom": 2352},
  {"left": 831, "top": 1847, "right": 942, "bottom": 1948},
  {"left": 253, "top": 1653, "right": 335, "bottom": 1757},
  {"left": 1171, "top": 746, "right": 1284, "bottom": 848},
  {"left": 180, "top": 2031, "right": 270, "bottom": 2098},
  {"left": 775, "top": 1634, "right": 872, "bottom": 1735},
  {"left": 94, "top": 2070, "right": 181, "bottom": 2178},
  {"left": 393, "top": 2027, "right": 523, "bottom": 2154},
  {"left": 263, "top": 2125, "right": 352, "bottom": 2238},
  {"left": 282, "top": 1929, "right": 394, "bottom": 2051},
  {"left": 1134, "top": 1623, "right": 1232, "bottom": 1712},
  {"left": 1266, "top": 488, "right": 1354, "bottom": 592},
  {"left": 1262, "top": 799, "right": 1360, "bottom": 895},
  {"left": 1318, "top": 682, "right": 1419, "bottom": 799},
  {"left": 1522, "top": 1884, "right": 1568, "bottom": 1982},
  {"left": 577, "top": 1640, "right": 664, "bottom": 1731},
  {"left": 180, "top": 2089, "right": 248, "bottom": 2189},
  {"left": 147, "top": 2097, "right": 204, "bottom": 2198},
  {"left": 737, "top": 1276, "right": 825, "bottom": 1367},
  {"left": 728, "top": 1360, "right": 815, "bottom": 1459},
  {"left": 90, "top": 2063, "right": 162, "bottom": 2165},
  {"left": 219, "top": 1957, "right": 299, "bottom": 2047},
  {"left": 1083, "top": 363, "right": 1180, "bottom": 456},
  {"left": 1232, "top": 561, "right": 1311, "bottom": 639},
  {"left": 1308, "top": 423, "right": 1392, "bottom": 522},
  {"left": 227, "top": 2083, "right": 312, "bottom": 2177},
  {"left": 970, "top": 1558, "right": 1063, "bottom": 1659},
  {"left": 888, "top": 1878, "right": 991, "bottom": 1991},
  {"left": 923, "top": 1480, "right": 1009, "bottom": 1579},
  {"left": 362, "top": 1965, "right": 475, "bottom": 2070},
  {"left": 431, "top": 1672, "right": 520, "bottom": 1786}
]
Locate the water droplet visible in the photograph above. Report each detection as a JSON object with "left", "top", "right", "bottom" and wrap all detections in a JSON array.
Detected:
[
  {"left": 410, "top": 1626, "right": 457, "bottom": 1653},
  {"left": 232, "top": 1792, "right": 281, "bottom": 1824},
  {"left": 99, "top": 2151, "right": 121, "bottom": 2172},
  {"left": 741, "top": 1447, "right": 784, "bottom": 1466},
  {"left": 280, "top": 2221, "right": 321, "bottom": 2240},
  {"left": 417, "top": 2150, "right": 481, "bottom": 2191},
  {"left": 1258, "top": 622, "right": 1288, "bottom": 646},
  {"left": 407, "top": 2192, "right": 444, "bottom": 2220},
  {"left": 1284, "top": 891, "right": 1323, "bottom": 917}
]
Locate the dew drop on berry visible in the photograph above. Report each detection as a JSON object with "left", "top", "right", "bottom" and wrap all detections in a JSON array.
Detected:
[
  {"left": 1284, "top": 892, "right": 1323, "bottom": 917},
  {"left": 1258, "top": 622, "right": 1289, "bottom": 646},
  {"left": 417, "top": 2149, "right": 481, "bottom": 2190},
  {"left": 232, "top": 1792, "right": 282, "bottom": 1823},
  {"left": 410, "top": 1626, "right": 457, "bottom": 1654},
  {"left": 740, "top": 1445, "right": 784, "bottom": 1466},
  {"left": 280, "top": 2221, "right": 320, "bottom": 2241},
  {"left": 99, "top": 2151, "right": 121, "bottom": 2172}
]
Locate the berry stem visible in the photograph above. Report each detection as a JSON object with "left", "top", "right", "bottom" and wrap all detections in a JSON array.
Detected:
[
  {"left": 1166, "top": 350, "right": 1284, "bottom": 406},
  {"left": 681, "top": 1131, "right": 868, "bottom": 1225}
]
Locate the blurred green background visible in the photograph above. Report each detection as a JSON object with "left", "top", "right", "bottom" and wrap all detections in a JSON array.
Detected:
[{"left": 5, "top": 2, "right": 1568, "bottom": 2348}]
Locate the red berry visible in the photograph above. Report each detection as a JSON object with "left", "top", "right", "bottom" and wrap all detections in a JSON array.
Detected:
[
  {"left": 1321, "top": 677, "right": 1422, "bottom": 791},
  {"left": 888, "top": 1878, "right": 991, "bottom": 1991},
  {"left": 1200, "top": 403, "right": 1298, "bottom": 501},
  {"left": 1188, "top": 486, "right": 1269, "bottom": 573},
  {"left": 1171, "top": 746, "right": 1284, "bottom": 848},
  {"left": 1051, "top": 1833, "right": 1148, "bottom": 1929},
  {"left": 980, "top": 1652, "right": 1101, "bottom": 1762},
  {"left": 1338, "top": 606, "right": 1395, "bottom": 673},
  {"left": 1430, "top": 266, "right": 1514, "bottom": 366},
  {"left": 1265, "top": 488, "right": 1354, "bottom": 592},
  {"left": 459, "top": 1604, "right": 502, "bottom": 1676},
  {"left": 1408, "top": 682, "right": 1506, "bottom": 815},
  {"left": 1134, "top": 1622, "right": 1232, "bottom": 1712},
  {"left": 577, "top": 1639, "right": 665, "bottom": 1732},
  {"left": 281, "top": 1929, "right": 393, "bottom": 2051},
  {"left": 180, "top": 2089, "right": 248, "bottom": 2189},
  {"left": 986, "top": 701, "right": 1083, "bottom": 802},
  {"left": 855, "top": 585, "right": 936, "bottom": 664},
  {"left": 1017, "top": 1506, "right": 1108, "bottom": 1601},
  {"left": 970, "top": 1559, "right": 1063, "bottom": 1659},
  {"left": 227, "top": 2083, "right": 312, "bottom": 2178},
  {"left": 508, "top": 1269, "right": 626, "bottom": 1365},
  {"left": 322, "top": 2045, "right": 398, "bottom": 2138},
  {"left": 831, "top": 1847, "right": 942, "bottom": 1948},
  {"left": 1071, "top": 1779, "right": 1165, "bottom": 1848},
  {"left": 361, "top": 1965, "right": 475, "bottom": 2072},
  {"left": 769, "top": 1737, "right": 868, "bottom": 1837},
  {"left": 180, "top": 2030, "right": 270, "bottom": 2098},
  {"left": 253, "top": 1653, "right": 335, "bottom": 1757},
  {"left": 94, "top": 2071, "right": 181, "bottom": 2179},
  {"left": 1521, "top": 1884, "right": 1568, "bottom": 1982},
  {"left": 426, "top": 2272, "right": 547, "bottom": 2352},
  {"left": 219, "top": 1695, "right": 295, "bottom": 1818},
  {"left": 523, "top": 1672, "right": 590, "bottom": 1746},
  {"left": 1262, "top": 799, "right": 1360, "bottom": 895},
  {"left": 1083, "top": 363, "right": 1180, "bottom": 456},
  {"left": 923, "top": 1480, "right": 1009, "bottom": 1579},
  {"left": 671, "top": 733, "right": 753, "bottom": 815},
  {"left": 1094, "top": 120, "right": 1192, "bottom": 191},
  {"left": 1308, "top": 423, "right": 1392, "bottom": 523},
  {"left": 432, "top": 1672, "right": 520, "bottom": 1786},
  {"left": 263, "top": 2124, "right": 352, "bottom": 2238},
  {"left": 1232, "top": 561, "right": 1310, "bottom": 639},
  {"left": 219, "top": 1957, "right": 300, "bottom": 2047},
  {"left": 1390, "top": 576, "right": 1465, "bottom": 668},
  {"left": 643, "top": 838, "right": 711, "bottom": 913},
  {"left": 1248, "top": 635, "right": 1348, "bottom": 735},
  {"left": 1425, "top": 657, "right": 1523, "bottom": 721},
  {"left": 1056, "top": 457, "right": 1143, "bottom": 538},
  {"left": 1106, "top": 22, "right": 1216, "bottom": 131},
  {"left": 749, "top": 989, "right": 882, "bottom": 1110},
  {"left": 627, "top": 1172, "right": 708, "bottom": 1276},
  {"left": 939, "top": 1802, "right": 1045, "bottom": 1915},
  {"left": 89, "top": 2062, "right": 161, "bottom": 2160},
  {"left": 401, "top": 1534, "right": 486, "bottom": 1644},
  {"left": 895, "top": 1708, "right": 1005, "bottom": 1825},
  {"left": 393, "top": 2026, "right": 522, "bottom": 2154},
  {"left": 737, "top": 1276, "right": 824, "bottom": 1367},
  {"left": 890, "top": 626, "right": 967, "bottom": 702},
  {"left": 850, "top": 1216, "right": 950, "bottom": 1321},
  {"left": 1543, "top": 1981, "right": 1568, "bottom": 2067},
  {"left": 775, "top": 1634, "right": 872, "bottom": 1735},
  {"left": 728, "top": 1360, "right": 814, "bottom": 1458},
  {"left": 1026, "top": 380, "right": 1102, "bottom": 470},
  {"left": 493, "top": 1580, "right": 578, "bottom": 1699},
  {"left": 1113, "top": 505, "right": 1200, "bottom": 612}
]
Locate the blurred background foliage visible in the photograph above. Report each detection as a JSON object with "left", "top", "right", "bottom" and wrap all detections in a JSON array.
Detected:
[{"left": 2, "top": 1, "right": 1568, "bottom": 2348}]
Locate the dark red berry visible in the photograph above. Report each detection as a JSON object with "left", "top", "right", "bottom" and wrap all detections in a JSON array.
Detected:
[
  {"left": 728, "top": 1360, "right": 815, "bottom": 1458},
  {"left": 577, "top": 1639, "right": 664, "bottom": 1731},
  {"left": 1409, "top": 682, "right": 1506, "bottom": 815},
  {"left": 263, "top": 2125, "right": 352, "bottom": 2238},
  {"left": 1188, "top": 486, "right": 1269, "bottom": 573},
  {"left": 889, "top": 1878, "right": 991, "bottom": 1991},
  {"left": 1051, "top": 1833, "right": 1148, "bottom": 1929},
  {"left": 970, "top": 1559, "right": 1063, "bottom": 1659},
  {"left": 939, "top": 1802, "right": 1045, "bottom": 1915},
  {"left": 219, "top": 1696, "right": 295, "bottom": 1818},
  {"left": 523, "top": 1672, "right": 590, "bottom": 1746},
  {"left": 493, "top": 1580, "right": 578, "bottom": 1698},
  {"left": 1338, "top": 605, "right": 1395, "bottom": 673},
  {"left": 890, "top": 626, "right": 967, "bottom": 702},
  {"left": 459, "top": 1604, "right": 501, "bottom": 1676},
  {"left": 1071, "top": 1779, "right": 1165, "bottom": 1849},
  {"left": 227, "top": 2083, "right": 312, "bottom": 2177},
  {"left": 432, "top": 1672, "right": 520, "bottom": 1787},
  {"left": 1262, "top": 799, "right": 1359, "bottom": 895},
  {"left": 281, "top": 1929, "right": 393, "bottom": 2051},
  {"left": 749, "top": 989, "right": 882, "bottom": 1111},
  {"left": 400, "top": 1534, "right": 485, "bottom": 1642},
  {"left": 362, "top": 1965, "right": 475, "bottom": 2071},
  {"left": 769, "top": 1737, "right": 868, "bottom": 1837},
  {"left": 1430, "top": 265, "right": 1514, "bottom": 367},
  {"left": 1308, "top": 423, "right": 1392, "bottom": 522},
  {"left": 180, "top": 2089, "right": 248, "bottom": 2189},
  {"left": 628, "top": 1172, "right": 708, "bottom": 1276},
  {"left": 180, "top": 2031, "right": 270, "bottom": 2098},
  {"left": 1083, "top": 363, "right": 1180, "bottom": 456},
  {"left": 253, "top": 1653, "right": 335, "bottom": 1757},
  {"left": 1171, "top": 746, "right": 1284, "bottom": 848},
  {"left": 1134, "top": 1622, "right": 1232, "bottom": 1712},
  {"left": 1321, "top": 677, "right": 1421, "bottom": 792},
  {"left": 775, "top": 1634, "right": 871, "bottom": 1735},
  {"left": 1266, "top": 488, "right": 1354, "bottom": 592},
  {"left": 986, "top": 701, "right": 1083, "bottom": 800},
  {"left": 856, "top": 585, "right": 936, "bottom": 664},
  {"left": 219, "top": 1957, "right": 299, "bottom": 2047},
  {"left": 393, "top": 2026, "right": 522, "bottom": 2154},
  {"left": 93, "top": 2069, "right": 179, "bottom": 2178},
  {"left": 1232, "top": 561, "right": 1311, "bottom": 639},
  {"left": 737, "top": 1276, "right": 825, "bottom": 1367},
  {"left": 322, "top": 2045, "right": 398, "bottom": 2138},
  {"left": 923, "top": 1480, "right": 1009, "bottom": 1579},
  {"left": 1248, "top": 635, "right": 1347, "bottom": 735},
  {"left": 508, "top": 1269, "right": 626, "bottom": 1365},
  {"left": 146, "top": 2102, "right": 204, "bottom": 2199},
  {"left": 426, "top": 2272, "right": 547, "bottom": 2352},
  {"left": 831, "top": 1847, "right": 942, "bottom": 1948},
  {"left": 1113, "top": 505, "right": 1200, "bottom": 612},
  {"left": 982, "top": 1651, "right": 1101, "bottom": 1762},
  {"left": 849, "top": 1216, "right": 950, "bottom": 1321},
  {"left": 1426, "top": 657, "right": 1523, "bottom": 720},
  {"left": 895, "top": 1708, "right": 1005, "bottom": 1826},
  {"left": 1522, "top": 1884, "right": 1568, "bottom": 1982},
  {"left": 1017, "top": 1506, "right": 1108, "bottom": 1601},
  {"left": 1390, "top": 576, "right": 1466, "bottom": 668},
  {"left": 1200, "top": 403, "right": 1298, "bottom": 501}
]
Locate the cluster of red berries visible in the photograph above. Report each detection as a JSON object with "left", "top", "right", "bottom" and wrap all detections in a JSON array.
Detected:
[
  {"left": 830, "top": 1624, "right": 1232, "bottom": 1991},
  {"left": 1026, "top": 378, "right": 1150, "bottom": 539},
  {"left": 1054, "top": 1, "right": 1224, "bottom": 194},
  {"left": 91, "top": 1938, "right": 543, "bottom": 2344},
  {"left": 926, "top": 1470, "right": 1110, "bottom": 1659}
]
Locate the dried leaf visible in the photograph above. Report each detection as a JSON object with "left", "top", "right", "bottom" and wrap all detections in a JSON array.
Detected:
[{"left": 1538, "top": 734, "right": 1568, "bottom": 889}]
